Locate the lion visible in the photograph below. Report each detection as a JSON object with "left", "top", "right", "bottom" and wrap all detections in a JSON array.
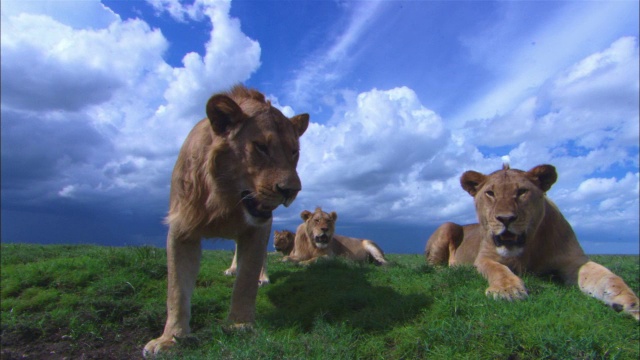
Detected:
[
  {"left": 425, "top": 164, "right": 639, "bottom": 320},
  {"left": 143, "top": 85, "right": 309, "bottom": 357},
  {"left": 284, "top": 207, "right": 388, "bottom": 266},
  {"left": 274, "top": 230, "right": 295, "bottom": 255},
  {"left": 222, "top": 229, "right": 295, "bottom": 284}
]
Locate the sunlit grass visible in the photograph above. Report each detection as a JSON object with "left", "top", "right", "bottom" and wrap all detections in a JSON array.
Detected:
[{"left": 1, "top": 244, "right": 638, "bottom": 359}]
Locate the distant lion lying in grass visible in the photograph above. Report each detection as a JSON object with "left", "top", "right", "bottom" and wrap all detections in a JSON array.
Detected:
[
  {"left": 284, "top": 207, "right": 388, "bottom": 266},
  {"left": 274, "top": 230, "right": 295, "bottom": 255},
  {"left": 425, "top": 163, "right": 639, "bottom": 320}
]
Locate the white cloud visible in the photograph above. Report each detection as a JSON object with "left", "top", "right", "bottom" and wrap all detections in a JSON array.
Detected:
[
  {"left": 277, "top": 86, "right": 479, "bottom": 225},
  {"left": 456, "top": 1, "right": 638, "bottom": 127},
  {"left": 465, "top": 36, "right": 639, "bottom": 172},
  {"left": 162, "top": 0, "right": 261, "bottom": 120},
  {"left": 1, "top": 0, "right": 261, "bottom": 212},
  {"left": 146, "top": 0, "right": 206, "bottom": 22},
  {"left": 0, "top": 0, "right": 120, "bottom": 29}
]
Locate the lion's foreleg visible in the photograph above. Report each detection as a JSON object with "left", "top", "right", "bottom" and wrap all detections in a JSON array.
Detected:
[
  {"left": 227, "top": 227, "right": 269, "bottom": 327},
  {"left": 578, "top": 261, "right": 639, "bottom": 320},
  {"left": 144, "top": 232, "right": 202, "bottom": 357},
  {"left": 224, "top": 246, "right": 238, "bottom": 276},
  {"left": 258, "top": 242, "right": 270, "bottom": 286},
  {"left": 475, "top": 258, "right": 527, "bottom": 301},
  {"left": 226, "top": 244, "right": 269, "bottom": 286}
]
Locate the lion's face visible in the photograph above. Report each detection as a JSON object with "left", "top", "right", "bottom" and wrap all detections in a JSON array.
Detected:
[
  {"left": 274, "top": 230, "right": 294, "bottom": 254},
  {"left": 301, "top": 208, "right": 337, "bottom": 249},
  {"left": 460, "top": 164, "right": 558, "bottom": 257},
  {"left": 206, "top": 89, "right": 309, "bottom": 225}
]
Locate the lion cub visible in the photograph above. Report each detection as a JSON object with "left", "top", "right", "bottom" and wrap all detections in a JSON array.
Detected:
[
  {"left": 284, "top": 207, "right": 388, "bottom": 266},
  {"left": 425, "top": 164, "right": 639, "bottom": 320}
]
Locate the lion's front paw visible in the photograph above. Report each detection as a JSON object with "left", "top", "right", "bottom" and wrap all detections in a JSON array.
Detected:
[
  {"left": 610, "top": 295, "right": 640, "bottom": 321},
  {"left": 223, "top": 268, "right": 236, "bottom": 276},
  {"left": 486, "top": 281, "right": 528, "bottom": 301},
  {"left": 143, "top": 336, "right": 176, "bottom": 358},
  {"left": 258, "top": 278, "right": 270, "bottom": 287}
]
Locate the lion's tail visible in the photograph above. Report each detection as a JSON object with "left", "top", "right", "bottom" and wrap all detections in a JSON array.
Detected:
[{"left": 363, "top": 240, "right": 388, "bottom": 266}]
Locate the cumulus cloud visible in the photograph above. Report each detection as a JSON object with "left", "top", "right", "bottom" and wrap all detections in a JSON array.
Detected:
[
  {"left": 467, "top": 36, "right": 638, "bottom": 150},
  {"left": 276, "top": 87, "right": 479, "bottom": 226},
  {"left": 1, "top": 0, "right": 261, "bottom": 216}
]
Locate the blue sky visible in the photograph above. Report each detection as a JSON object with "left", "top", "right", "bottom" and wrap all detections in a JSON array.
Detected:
[{"left": 1, "top": 0, "right": 638, "bottom": 254}]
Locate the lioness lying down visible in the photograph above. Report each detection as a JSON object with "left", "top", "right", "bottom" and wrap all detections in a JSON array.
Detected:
[
  {"left": 143, "top": 85, "right": 309, "bottom": 357},
  {"left": 284, "top": 207, "right": 388, "bottom": 266},
  {"left": 425, "top": 164, "right": 639, "bottom": 320}
]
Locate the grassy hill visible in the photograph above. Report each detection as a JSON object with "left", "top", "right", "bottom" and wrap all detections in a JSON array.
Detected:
[{"left": 1, "top": 244, "right": 638, "bottom": 359}]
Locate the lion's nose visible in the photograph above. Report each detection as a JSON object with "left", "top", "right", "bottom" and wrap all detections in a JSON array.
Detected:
[
  {"left": 496, "top": 214, "right": 517, "bottom": 226},
  {"left": 276, "top": 184, "right": 299, "bottom": 200}
]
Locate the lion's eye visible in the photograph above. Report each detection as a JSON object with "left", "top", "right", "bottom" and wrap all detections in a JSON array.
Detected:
[
  {"left": 314, "top": 219, "right": 320, "bottom": 223},
  {"left": 485, "top": 190, "right": 495, "bottom": 198},
  {"left": 517, "top": 189, "right": 528, "bottom": 198},
  {"left": 254, "top": 142, "right": 269, "bottom": 156}
]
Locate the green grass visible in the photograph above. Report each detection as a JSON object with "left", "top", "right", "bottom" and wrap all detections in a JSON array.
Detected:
[{"left": 1, "top": 244, "right": 638, "bottom": 359}]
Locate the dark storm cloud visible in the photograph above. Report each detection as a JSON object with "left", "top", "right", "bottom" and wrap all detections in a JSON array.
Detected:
[
  {"left": 1, "top": 45, "right": 123, "bottom": 112},
  {"left": 1, "top": 108, "right": 112, "bottom": 205}
]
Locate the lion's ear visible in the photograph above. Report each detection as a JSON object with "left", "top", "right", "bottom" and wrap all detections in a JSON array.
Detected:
[
  {"left": 300, "top": 210, "right": 312, "bottom": 221},
  {"left": 206, "top": 94, "right": 245, "bottom": 135},
  {"left": 330, "top": 212, "right": 338, "bottom": 222},
  {"left": 460, "top": 171, "right": 486, "bottom": 196},
  {"left": 527, "top": 164, "right": 557, "bottom": 192},
  {"left": 290, "top": 113, "right": 309, "bottom": 137}
]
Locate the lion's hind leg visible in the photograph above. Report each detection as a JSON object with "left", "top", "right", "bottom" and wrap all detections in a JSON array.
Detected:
[
  {"left": 363, "top": 240, "right": 388, "bottom": 265},
  {"left": 424, "top": 222, "right": 464, "bottom": 266},
  {"left": 224, "top": 244, "right": 269, "bottom": 286},
  {"left": 578, "top": 261, "right": 639, "bottom": 320},
  {"left": 224, "top": 246, "right": 238, "bottom": 276}
]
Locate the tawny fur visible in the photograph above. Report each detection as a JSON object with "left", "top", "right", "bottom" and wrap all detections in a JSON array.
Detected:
[
  {"left": 284, "top": 207, "right": 388, "bottom": 266},
  {"left": 425, "top": 164, "right": 639, "bottom": 320},
  {"left": 274, "top": 230, "right": 295, "bottom": 255},
  {"left": 143, "top": 85, "right": 309, "bottom": 357}
]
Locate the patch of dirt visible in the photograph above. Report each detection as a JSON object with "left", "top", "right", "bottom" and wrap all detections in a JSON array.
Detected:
[{"left": 1, "top": 327, "right": 147, "bottom": 360}]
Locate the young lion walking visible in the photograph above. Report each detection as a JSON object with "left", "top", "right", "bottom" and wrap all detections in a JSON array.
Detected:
[{"left": 143, "top": 86, "right": 309, "bottom": 356}]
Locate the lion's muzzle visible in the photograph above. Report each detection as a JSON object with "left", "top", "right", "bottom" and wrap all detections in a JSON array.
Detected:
[
  {"left": 241, "top": 191, "right": 274, "bottom": 220},
  {"left": 314, "top": 234, "right": 330, "bottom": 249},
  {"left": 492, "top": 231, "right": 526, "bottom": 258},
  {"left": 492, "top": 231, "right": 525, "bottom": 247},
  {"left": 276, "top": 184, "right": 300, "bottom": 207}
]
